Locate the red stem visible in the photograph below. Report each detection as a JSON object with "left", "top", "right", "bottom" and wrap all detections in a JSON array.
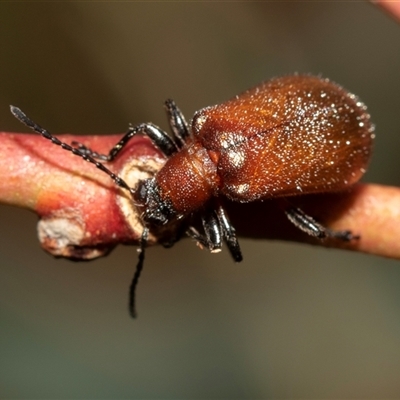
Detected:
[{"left": 1, "top": 132, "right": 400, "bottom": 261}]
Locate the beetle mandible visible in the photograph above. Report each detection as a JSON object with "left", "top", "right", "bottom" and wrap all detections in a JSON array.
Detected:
[{"left": 10, "top": 75, "right": 374, "bottom": 316}]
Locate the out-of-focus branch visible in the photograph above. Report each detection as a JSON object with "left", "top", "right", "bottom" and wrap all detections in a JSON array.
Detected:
[
  {"left": 1, "top": 132, "right": 400, "bottom": 261},
  {"left": 375, "top": 0, "right": 400, "bottom": 22}
]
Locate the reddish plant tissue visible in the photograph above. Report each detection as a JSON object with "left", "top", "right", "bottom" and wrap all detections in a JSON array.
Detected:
[
  {"left": 1, "top": 75, "right": 400, "bottom": 262},
  {"left": 0, "top": 132, "right": 166, "bottom": 259}
]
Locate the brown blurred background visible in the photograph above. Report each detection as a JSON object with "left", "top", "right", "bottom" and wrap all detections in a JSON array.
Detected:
[{"left": 1, "top": 2, "right": 400, "bottom": 398}]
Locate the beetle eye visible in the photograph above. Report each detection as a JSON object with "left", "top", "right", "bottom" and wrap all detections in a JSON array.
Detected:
[{"left": 135, "top": 180, "right": 148, "bottom": 204}]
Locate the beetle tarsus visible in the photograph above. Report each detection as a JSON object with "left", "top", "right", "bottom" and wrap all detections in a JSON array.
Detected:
[
  {"left": 285, "top": 207, "right": 358, "bottom": 242},
  {"left": 327, "top": 229, "right": 359, "bottom": 242},
  {"left": 71, "top": 141, "right": 109, "bottom": 161}
]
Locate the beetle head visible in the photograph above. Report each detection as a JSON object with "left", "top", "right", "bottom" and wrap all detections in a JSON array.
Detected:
[{"left": 134, "top": 178, "right": 176, "bottom": 227}]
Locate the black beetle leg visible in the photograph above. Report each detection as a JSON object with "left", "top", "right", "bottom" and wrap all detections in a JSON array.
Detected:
[
  {"left": 186, "top": 226, "right": 209, "bottom": 249},
  {"left": 71, "top": 101, "right": 189, "bottom": 160},
  {"left": 164, "top": 99, "right": 191, "bottom": 148},
  {"left": 186, "top": 205, "right": 243, "bottom": 263},
  {"left": 186, "top": 210, "right": 222, "bottom": 253},
  {"left": 106, "top": 98, "right": 191, "bottom": 160},
  {"left": 70, "top": 141, "right": 109, "bottom": 161},
  {"left": 74, "top": 121, "right": 182, "bottom": 162},
  {"left": 285, "top": 207, "right": 358, "bottom": 241},
  {"left": 216, "top": 204, "right": 243, "bottom": 262},
  {"left": 201, "top": 209, "right": 223, "bottom": 253},
  {"left": 101, "top": 123, "right": 179, "bottom": 161}
]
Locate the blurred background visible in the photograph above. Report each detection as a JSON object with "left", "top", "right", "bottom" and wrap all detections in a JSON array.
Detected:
[{"left": 1, "top": 2, "right": 400, "bottom": 398}]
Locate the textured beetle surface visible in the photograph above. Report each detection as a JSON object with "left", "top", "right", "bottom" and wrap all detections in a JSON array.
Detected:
[
  {"left": 157, "top": 75, "right": 374, "bottom": 214},
  {"left": 10, "top": 74, "right": 374, "bottom": 317}
]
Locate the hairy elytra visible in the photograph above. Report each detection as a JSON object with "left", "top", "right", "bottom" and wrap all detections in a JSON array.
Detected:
[
  {"left": 156, "top": 75, "right": 373, "bottom": 215},
  {"left": 10, "top": 74, "right": 374, "bottom": 316}
]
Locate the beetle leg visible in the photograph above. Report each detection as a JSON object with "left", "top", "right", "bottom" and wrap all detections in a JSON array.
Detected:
[
  {"left": 70, "top": 141, "right": 109, "bottom": 161},
  {"left": 186, "top": 206, "right": 243, "bottom": 262},
  {"left": 186, "top": 210, "right": 223, "bottom": 253},
  {"left": 186, "top": 226, "right": 210, "bottom": 249},
  {"left": 70, "top": 99, "right": 190, "bottom": 159},
  {"left": 325, "top": 228, "right": 359, "bottom": 241},
  {"left": 164, "top": 99, "right": 191, "bottom": 148},
  {"left": 215, "top": 204, "right": 243, "bottom": 262},
  {"left": 285, "top": 207, "right": 358, "bottom": 241},
  {"left": 72, "top": 123, "right": 180, "bottom": 161},
  {"left": 101, "top": 123, "right": 180, "bottom": 161},
  {"left": 201, "top": 209, "right": 223, "bottom": 252}
]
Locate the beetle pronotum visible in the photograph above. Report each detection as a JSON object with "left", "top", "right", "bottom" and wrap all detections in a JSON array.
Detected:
[{"left": 11, "top": 75, "right": 374, "bottom": 317}]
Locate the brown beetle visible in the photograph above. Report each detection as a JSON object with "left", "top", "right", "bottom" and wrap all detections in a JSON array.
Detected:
[{"left": 10, "top": 75, "right": 374, "bottom": 316}]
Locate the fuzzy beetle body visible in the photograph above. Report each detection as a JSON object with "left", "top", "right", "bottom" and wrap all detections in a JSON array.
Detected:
[
  {"left": 140, "top": 75, "right": 373, "bottom": 224},
  {"left": 10, "top": 74, "right": 374, "bottom": 316}
]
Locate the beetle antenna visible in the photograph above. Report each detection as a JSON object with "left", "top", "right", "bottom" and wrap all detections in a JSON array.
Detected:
[
  {"left": 10, "top": 105, "right": 137, "bottom": 199},
  {"left": 129, "top": 227, "right": 149, "bottom": 318}
]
